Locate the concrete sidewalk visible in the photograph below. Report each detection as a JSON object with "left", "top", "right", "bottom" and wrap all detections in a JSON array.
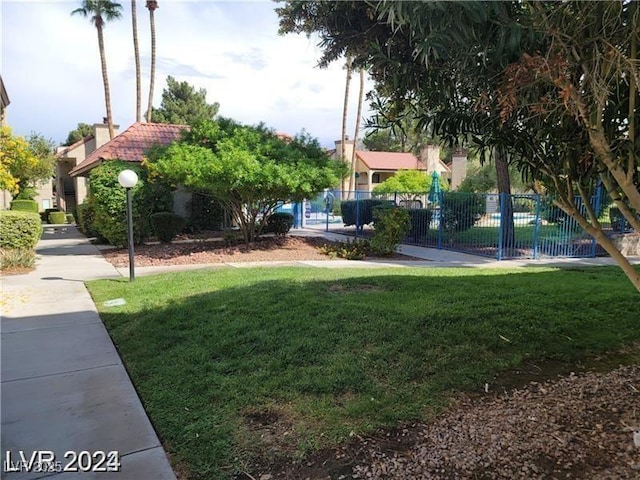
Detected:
[{"left": 1, "top": 226, "right": 176, "bottom": 479}]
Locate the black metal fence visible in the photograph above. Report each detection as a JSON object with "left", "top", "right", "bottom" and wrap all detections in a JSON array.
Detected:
[{"left": 303, "top": 190, "right": 625, "bottom": 260}]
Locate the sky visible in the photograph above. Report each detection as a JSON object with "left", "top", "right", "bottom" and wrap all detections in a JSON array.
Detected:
[{"left": 1, "top": 0, "right": 374, "bottom": 149}]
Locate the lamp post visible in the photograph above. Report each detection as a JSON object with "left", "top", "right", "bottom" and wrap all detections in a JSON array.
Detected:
[{"left": 118, "top": 169, "right": 139, "bottom": 282}]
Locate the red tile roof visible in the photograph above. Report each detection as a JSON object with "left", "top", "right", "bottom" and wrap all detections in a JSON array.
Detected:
[
  {"left": 69, "top": 122, "right": 188, "bottom": 176},
  {"left": 356, "top": 151, "right": 427, "bottom": 171}
]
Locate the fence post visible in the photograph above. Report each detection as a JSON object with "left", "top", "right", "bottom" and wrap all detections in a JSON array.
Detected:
[
  {"left": 497, "top": 193, "right": 505, "bottom": 260},
  {"left": 355, "top": 190, "right": 360, "bottom": 238},
  {"left": 532, "top": 194, "right": 541, "bottom": 259},
  {"left": 437, "top": 191, "right": 444, "bottom": 250}
]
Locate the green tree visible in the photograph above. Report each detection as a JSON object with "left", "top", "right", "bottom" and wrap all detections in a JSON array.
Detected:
[
  {"left": 146, "top": 118, "right": 345, "bottom": 243},
  {"left": 0, "top": 127, "right": 55, "bottom": 197},
  {"left": 72, "top": 0, "right": 123, "bottom": 140},
  {"left": 145, "top": 0, "right": 159, "bottom": 122},
  {"left": 372, "top": 169, "right": 446, "bottom": 202},
  {"left": 150, "top": 76, "right": 219, "bottom": 125},
  {"left": 63, "top": 123, "right": 93, "bottom": 146}
]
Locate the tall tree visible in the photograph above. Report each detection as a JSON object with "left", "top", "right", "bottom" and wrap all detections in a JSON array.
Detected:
[
  {"left": 145, "top": 0, "right": 159, "bottom": 122},
  {"left": 72, "top": 0, "right": 123, "bottom": 140},
  {"left": 348, "top": 68, "right": 365, "bottom": 193},
  {"left": 63, "top": 122, "right": 93, "bottom": 146},
  {"left": 151, "top": 76, "right": 219, "bottom": 125},
  {"left": 131, "top": 0, "right": 141, "bottom": 122},
  {"left": 341, "top": 56, "right": 352, "bottom": 194}
]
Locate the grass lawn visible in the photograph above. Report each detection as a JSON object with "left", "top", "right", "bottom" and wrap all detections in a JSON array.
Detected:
[{"left": 87, "top": 266, "right": 639, "bottom": 479}]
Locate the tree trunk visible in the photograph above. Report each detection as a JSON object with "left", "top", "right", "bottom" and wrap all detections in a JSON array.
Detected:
[
  {"left": 341, "top": 56, "right": 352, "bottom": 198},
  {"left": 146, "top": 1, "right": 158, "bottom": 123},
  {"left": 495, "top": 149, "right": 515, "bottom": 252},
  {"left": 132, "top": 0, "right": 142, "bottom": 122},
  {"left": 96, "top": 24, "right": 115, "bottom": 140},
  {"left": 349, "top": 69, "right": 365, "bottom": 194}
]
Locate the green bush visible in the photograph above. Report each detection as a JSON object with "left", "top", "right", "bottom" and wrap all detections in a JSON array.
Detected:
[
  {"left": 263, "top": 212, "right": 294, "bottom": 236},
  {"left": 341, "top": 199, "right": 394, "bottom": 229},
  {"left": 370, "top": 207, "right": 411, "bottom": 256},
  {"left": 187, "top": 191, "right": 226, "bottom": 232},
  {"left": 76, "top": 200, "right": 99, "bottom": 237},
  {"left": 150, "top": 212, "right": 186, "bottom": 243},
  {"left": 441, "top": 193, "right": 484, "bottom": 233},
  {"left": 65, "top": 213, "right": 75, "bottom": 224},
  {"left": 318, "top": 239, "right": 371, "bottom": 260},
  {"left": 0, "top": 211, "right": 43, "bottom": 249},
  {"left": 88, "top": 161, "right": 173, "bottom": 247},
  {"left": 406, "top": 209, "right": 434, "bottom": 242},
  {"left": 10, "top": 199, "right": 38, "bottom": 213},
  {"left": 48, "top": 211, "right": 67, "bottom": 224},
  {"left": 0, "top": 248, "right": 36, "bottom": 270}
]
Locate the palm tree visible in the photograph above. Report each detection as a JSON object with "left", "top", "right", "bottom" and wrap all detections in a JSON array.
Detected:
[
  {"left": 348, "top": 68, "right": 365, "bottom": 193},
  {"left": 72, "top": 0, "right": 123, "bottom": 140},
  {"left": 131, "top": 0, "right": 141, "bottom": 122},
  {"left": 145, "top": 0, "right": 158, "bottom": 122},
  {"left": 341, "top": 56, "right": 352, "bottom": 197}
]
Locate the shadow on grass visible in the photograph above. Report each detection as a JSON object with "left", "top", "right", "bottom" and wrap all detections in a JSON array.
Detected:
[{"left": 90, "top": 266, "right": 639, "bottom": 479}]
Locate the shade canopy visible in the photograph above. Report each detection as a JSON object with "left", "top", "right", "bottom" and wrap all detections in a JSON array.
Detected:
[{"left": 428, "top": 171, "right": 442, "bottom": 203}]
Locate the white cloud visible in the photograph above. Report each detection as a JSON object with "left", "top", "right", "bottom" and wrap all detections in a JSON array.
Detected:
[{"left": 2, "top": 0, "right": 374, "bottom": 147}]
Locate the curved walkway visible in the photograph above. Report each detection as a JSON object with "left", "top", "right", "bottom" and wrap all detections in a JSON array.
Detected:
[{"left": 1, "top": 226, "right": 176, "bottom": 479}]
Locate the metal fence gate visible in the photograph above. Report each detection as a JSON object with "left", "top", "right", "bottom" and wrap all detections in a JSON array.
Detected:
[{"left": 300, "top": 190, "right": 622, "bottom": 260}]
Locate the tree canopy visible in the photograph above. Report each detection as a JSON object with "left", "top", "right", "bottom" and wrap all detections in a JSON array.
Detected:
[
  {"left": 150, "top": 76, "right": 220, "bottom": 125},
  {"left": 277, "top": 0, "right": 640, "bottom": 292},
  {"left": 145, "top": 118, "right": 346, "bottom": 242},
  {"left": 64, "top": 122, "right": 93, "bottom": 146},
  {"left": 0, "top": 126, "right": 55, "bottom": 197}
]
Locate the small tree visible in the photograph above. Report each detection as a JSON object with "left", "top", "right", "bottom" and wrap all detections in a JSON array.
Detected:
[
  {"left": 0, "top": 126, "right": 55, "bottom": 197},
  {"left": 146, "top": 118, "right": 346, "bottom": 243},
  {"left": 373, "top": 169, "right": 445, "bottom": 202}
]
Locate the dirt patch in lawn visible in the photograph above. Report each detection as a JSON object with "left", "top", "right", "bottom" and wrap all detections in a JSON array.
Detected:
[{"left": 236, "top": 349, "right": 640, "bottom": 480}]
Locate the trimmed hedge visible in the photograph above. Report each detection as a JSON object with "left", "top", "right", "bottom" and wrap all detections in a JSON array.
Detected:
[
  {"left": 341, "top": 199, "right": 394, "bottom": 229},
  {"left": 66, "top": 213, "right": 75, "bottom": 224},
  {"left": 0, "top": 211, "right": 43, "bottom": 249},
  {"left": 77, "top": 201, "right": 98, "bottom": 237},
  {"left": 150, "top": 212, "right": 186, "bottom": 243},
  {"left": 264, "top": 212, "right": 294, "bottom": 236},
  {"left": 10, "top": 199, "right": 38, "bottom": 213},
  {"left": 48, "top": 211, "right": 67, "bottom": 224}
]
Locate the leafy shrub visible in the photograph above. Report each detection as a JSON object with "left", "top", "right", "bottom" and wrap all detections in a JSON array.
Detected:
[
  {"left": 406, "top": 209, "right": 433, "bottom": 242},
  {"left": 14, "top": 187, "right": 38, "bottom": 201},
  {"left": 0, "top": 211, "right": 43, "bottom": 249},
  {"left": 187, "top": 191, "right": 226, "bottom": 232},
  {"left": 76, "top": 200, "right": 99, "bottom": 237},
  {"left": 441, "top": 193, "right": 484, "bottom": 233},
  {"left": 263, "top": 212, "right": 294, "bottom": 236},
  {"left": 10, "top": 199, "right": 38, "bottom": 213},
  {"left": 318, "top": 238, "right": 371, "bottom": 260},
  {"left": 370, "top": 207, "right": 411, "bottom": 256},
  {"left": 0, "top": 248, "right": 36, "bottom": 270},
  {"left": 341, "top": 199, "right": 394, "bottom": 229},
  {"left": 48, "top": 211, "right": 67, "bottom": 224},
  {"left": 88, "top": 161, "right": 173, "bottom": 247},
  {"left": 150, "top": 212, "right": 186, "bottom": 243},
  {"left": 66, "top": 213, "right": 75, "bottom": 224}
]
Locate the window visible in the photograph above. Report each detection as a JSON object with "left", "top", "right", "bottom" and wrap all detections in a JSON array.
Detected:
[
  {"left": 372, "top": 173, "right": 381, "bottom": 183},
  {"left": 42, "top": 199, "right": 51, "bottom": 210}
]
